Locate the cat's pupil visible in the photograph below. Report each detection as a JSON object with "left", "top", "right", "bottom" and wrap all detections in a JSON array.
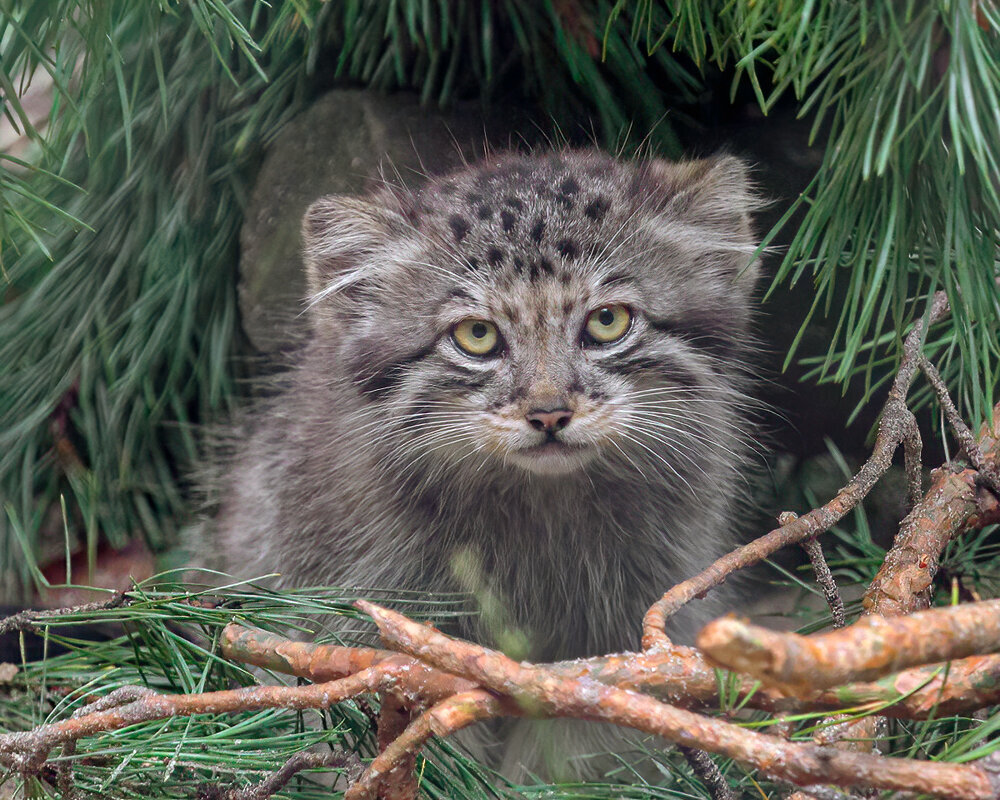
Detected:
[
  {"left": 598, "top": 307, "right": 614, "bottom": 326},
  {"left": 472, "top": 322, "right": 488, "bottom": 339}
]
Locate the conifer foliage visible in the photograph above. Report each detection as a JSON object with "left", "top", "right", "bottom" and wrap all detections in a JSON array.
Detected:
[{"left": 1, "top": 2, "right": 998, "bottom": 796}]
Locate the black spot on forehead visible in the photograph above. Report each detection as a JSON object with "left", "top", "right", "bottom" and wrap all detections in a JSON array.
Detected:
[
  {"left": 584, "top": 196, "right": 609, "bottom": 221},
  {"left": 528, "top": 257, "right": 554, "bottom": 281},
  {"left": 500, "top": 209, "right": 516, "bottom": 234},
  {"left": 486, "top": 246, "right": 504, "bottom": 266},
  {"left": 412, "top": 151, "right": 646, "bottom": 259},
  {"left": 530, "top": 217, "right": 546, "bottom": 243},
  {"left": 449, "top": 214, "right": 471, "bottom": 243},
  {"left": 559, "top": 177, "right": 580, "bottom": 195},
  {"left": 556, "top": 239, "right": 579, "bottom": 260}
]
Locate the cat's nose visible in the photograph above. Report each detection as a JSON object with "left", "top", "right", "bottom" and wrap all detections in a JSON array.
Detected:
[{"left": 526, "top": 408, "right": 573, "bottom": 433}]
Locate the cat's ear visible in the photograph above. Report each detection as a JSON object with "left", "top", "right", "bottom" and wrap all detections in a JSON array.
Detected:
[
  {"left": 645, "top": 155, "right": 762, "bottom": 286},
  {"left": 301, "top": 194, "right": 409, "bottom": 303}
]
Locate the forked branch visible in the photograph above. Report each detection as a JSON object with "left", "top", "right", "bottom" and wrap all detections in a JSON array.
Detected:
[{"left": 4, "top": 290, "right": 1000, "bottom": 799}]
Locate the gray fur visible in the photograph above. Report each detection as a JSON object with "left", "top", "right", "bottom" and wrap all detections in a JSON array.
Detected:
[{"left": 212, "top": 150, "right": 761, "bottom": 661}]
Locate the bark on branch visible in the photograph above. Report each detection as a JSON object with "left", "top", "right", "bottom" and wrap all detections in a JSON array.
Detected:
[
  {"left": 698, "top": 597, "right": 1000, "bottom": 692},
  {"left": 5, "top": 290, "right": 1000, "bottom": 799},
  {"left": 358, "top": 601, "right": 1000, "bottom": 799},
  {"left": 642, "top": 292, "right": 951, "bottom": 648}
]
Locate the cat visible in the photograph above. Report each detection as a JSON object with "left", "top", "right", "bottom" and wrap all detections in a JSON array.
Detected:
[{"left": 209, "top": 148, "right": 761, "bottom": 776}]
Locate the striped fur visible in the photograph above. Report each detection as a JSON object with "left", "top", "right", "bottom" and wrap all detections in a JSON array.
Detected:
[{"left": 210, "top": 149, "right": 763, "bottom": 776}]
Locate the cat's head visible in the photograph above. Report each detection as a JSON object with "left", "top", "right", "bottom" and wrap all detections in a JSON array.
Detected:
[{"left": 301, "top": 151, "right": 761, "bottom": 480}]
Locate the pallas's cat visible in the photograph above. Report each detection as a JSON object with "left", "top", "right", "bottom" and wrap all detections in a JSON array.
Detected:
[{"left": 213, "top": 148, "right": 759, "bottom": 692}]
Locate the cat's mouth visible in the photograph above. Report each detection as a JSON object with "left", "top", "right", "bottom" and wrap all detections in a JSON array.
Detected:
[{"left": 509, "top": 436, "right": 594, "bottom": 475}]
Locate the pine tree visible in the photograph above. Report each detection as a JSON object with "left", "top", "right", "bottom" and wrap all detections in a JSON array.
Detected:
[{"left": 1, "top": 2, "right": 998, "bottom": 796}]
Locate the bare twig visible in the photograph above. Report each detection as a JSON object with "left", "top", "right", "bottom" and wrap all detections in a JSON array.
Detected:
[
  {"left": 71, "top": 686, "right": 156, "bottom": 717},
  {"left": 376, "top": 691, "right": 418, "bottom": 800},
  {"left": 0, "top": 666, "right": 397, "bottom": 772},
  {"left": 779, "top": 510, "right": 846, "bottom": 630},
  {"left": 864, "top": 403, "right": 1000, "bottom": 617},
  {"left": 802, "top": 537, "right": 846, "bottom": 628},
  {"left": 697, "top": 598, "right": 1000, "bottom": 692},
  {"left": 361, "top": 601, "right": 1000, "bottom": 799},
  {"left": 920, "top": 354, "right": 1000, "bottom": 496},
  {"left": 201, "top": 750, "right": 362, "bottom": 800},
  {"left": 56, "top": 741, "right": 77, "bottom": 800},
  {"left": 0, "top": 592, "right": 127, "bottom": 636},
  {"left": 220, "top": 625, "right": 476, "bottom": 705},
  {"left": 901, "top": 413, "right": 924, "bottom": 509},
  {"left": 678, "top": 745, "right": 736, "bottom": 800},
  {"left": 344, "top": 690, "right": 506, "bottom": 800}
]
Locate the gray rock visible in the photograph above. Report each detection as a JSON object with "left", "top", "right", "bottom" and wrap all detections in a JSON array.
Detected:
[{"left": 239, "top": 90, "right": 535, "bottom": 353}]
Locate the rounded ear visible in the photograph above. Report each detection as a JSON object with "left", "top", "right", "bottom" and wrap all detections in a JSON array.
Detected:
[
  {"left": 645, "top": 155, "right": 764, "bottom": 287},
  {"left": 301, "top": 194, "right": 409, "bottom": 303}
]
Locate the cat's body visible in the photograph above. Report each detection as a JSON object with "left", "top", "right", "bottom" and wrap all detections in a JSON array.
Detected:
[{"left": 211, "top": 149, "right": 760, "bottom": 774}]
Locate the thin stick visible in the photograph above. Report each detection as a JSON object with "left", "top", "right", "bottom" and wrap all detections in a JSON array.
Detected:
[
  {"left": 802, "top": 536, "right": 846, "bottom": 628},
  {"left": 920, "top": 354, "right": 1000, "bottom": 495},
  {"left": 678, "top": 745, "right": 736, "bottom": 800},
  {"left": 779, "top": 509, "right": 848, "bottom": 629},
  {"left": 203, "top": 750, "right": 362, "bottom": 800},
  {"left": 901, "top": 412, "right": 924, "bottom": 509},
  {"left": 0, "top": 667, "right": 391, "bottom": 771},
  {"left": 0, "top": 593, "right": 127, "bottom": 636}
]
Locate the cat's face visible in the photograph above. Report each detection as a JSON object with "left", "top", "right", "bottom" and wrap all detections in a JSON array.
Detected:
[{"left": 303, "top": 151, "right": 760, "bottom": 480}]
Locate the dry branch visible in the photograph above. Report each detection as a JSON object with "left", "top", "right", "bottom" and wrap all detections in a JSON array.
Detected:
[
  {"left": 344, "top": 690, "right": 506, "bottom": 800},
  {"left": 0, "top": 592, "right": 126, "bottom": 635},
  {"left": 677, "top": 745, "right": 737, "bottom": 800},
  {"left": 865, "top": 405, "right": 1000, "bottom": 616},
  {"left": 360, "top": 601, "right": 1000, "bottom": 799},
  {"left": 220, "top": 622, "right": 1000, "bottom": 720},
  {"left": 698, "top": 598, "right": 1000, "bottom": 692},
  {"left": 220, "top": 624, "right": 475, "bottom": 705},
  {"left": 642, "top": 293, "right": 951, "bottom": 648},
  {"left": 0, "top": 664, "right": 413, "bottom": 773}
]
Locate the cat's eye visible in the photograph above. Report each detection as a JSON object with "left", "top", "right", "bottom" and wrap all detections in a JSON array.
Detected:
[
  {"left": 584, "top": 304, "right": 632, "bottom": 344},
  {"left": 452, "top": 318, "right": 501, "bottom": 356}
]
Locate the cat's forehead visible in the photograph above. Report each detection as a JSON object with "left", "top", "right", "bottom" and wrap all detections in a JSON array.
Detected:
[{"left": 405, "top": 151, "right": 657, "bottom": 284}]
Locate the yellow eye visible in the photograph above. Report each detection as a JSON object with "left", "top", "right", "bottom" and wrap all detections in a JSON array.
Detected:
[
  {"left": 584, "top": 304, "right": 632, "bottom": 344},
  {"left": 452, "top": 319, "right": 501, "bottom": 356}
]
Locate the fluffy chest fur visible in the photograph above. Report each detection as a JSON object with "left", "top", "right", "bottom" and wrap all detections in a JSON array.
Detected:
[{"left": 213, "top": 149, "right": 761, "bottom": 661}]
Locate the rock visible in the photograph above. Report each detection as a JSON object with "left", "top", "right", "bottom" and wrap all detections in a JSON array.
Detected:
[{"left": 238, "top": 89, "right": 535, "bottom": 354}]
